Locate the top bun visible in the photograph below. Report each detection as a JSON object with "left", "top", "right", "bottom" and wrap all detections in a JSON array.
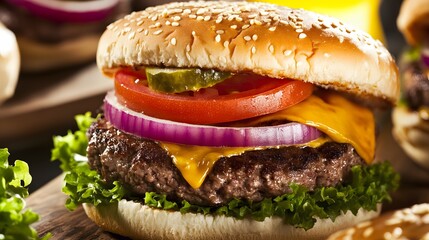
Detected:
[
  {"left": 97, "top": 1, "right": 399, "bottom": 105},
  {"left": 0, "top": 22, "right": 20, "bottom": 104},
  {"left": 397, "top": 0, "right": 429, "bottom": 46}
]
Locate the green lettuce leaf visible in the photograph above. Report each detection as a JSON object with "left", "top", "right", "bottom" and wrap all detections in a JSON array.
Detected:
[
  {"left": 52, "top": 113, "right": 399, "bottom": 230},
  {"left": 51, "top": 113, "right": 127, "bottom": 210},
  {"left": 0, "top": 148, "right": 50, "bottom": 240}
]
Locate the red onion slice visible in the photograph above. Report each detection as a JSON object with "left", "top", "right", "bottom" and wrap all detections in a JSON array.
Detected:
[
  {"left": 6, "top": 0, "right": 119, "bottom": 23},
  {"left": 422, "top": 46, "right": 429, "bottom": 67},
  {"left": 104, "top": 91, "right": 322, "bottom": 147}
]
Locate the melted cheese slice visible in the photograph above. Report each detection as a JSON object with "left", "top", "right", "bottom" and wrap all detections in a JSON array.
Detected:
[{"left": 160, "top": 92, "right": 375, "bottom": 189}]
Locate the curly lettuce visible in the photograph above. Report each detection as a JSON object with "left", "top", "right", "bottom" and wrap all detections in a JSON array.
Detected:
[
  {"left": 0, "top": 149, "right": 50, "bottom": 240},
  {"left": 52, "top": 113, "right": 399, "bottom": 230}
]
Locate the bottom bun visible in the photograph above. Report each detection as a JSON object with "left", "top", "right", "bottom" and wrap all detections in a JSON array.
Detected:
[
  {"left": 392, "top": 107, "right": 429, "bottom": 170},
  {"left": 83, "top": 199, "right": 381, "bottom": 240},
  {"left": 17, "top": 35, "right": 99, "bottom": 72}
]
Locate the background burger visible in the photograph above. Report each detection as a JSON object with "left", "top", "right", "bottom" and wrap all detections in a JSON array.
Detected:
[
  {"left": 391, "top": 0, "right": 429, "bottom": 176},
  {"left": 0, "top": 22, "right": 19, "bottom": 104},
  {"left": 0, "top": 0, "right": 129, "bottom": 72},
  {"left": 52, "top": 1, "right": 400, "bottom": 239},
  {"left": 327, "top": 203, "right": 429, "bottom": 239}
]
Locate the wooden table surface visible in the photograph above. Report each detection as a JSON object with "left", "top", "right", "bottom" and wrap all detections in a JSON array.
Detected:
[
  {"left": 26, "top": 175, "right": 129, "bottom": 240},
  {"left": 27, "top": 175, "right": 429, "bottom": 239}
]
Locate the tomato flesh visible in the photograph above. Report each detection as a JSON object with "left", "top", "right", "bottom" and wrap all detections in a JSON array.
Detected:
[{"left": 114, "top": 70, "right": 313, "bottom": 124}]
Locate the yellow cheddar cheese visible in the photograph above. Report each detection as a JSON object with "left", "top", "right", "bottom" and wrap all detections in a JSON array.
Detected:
[{"left": 161, "top": 92, "right": 375, "bottom": 189}]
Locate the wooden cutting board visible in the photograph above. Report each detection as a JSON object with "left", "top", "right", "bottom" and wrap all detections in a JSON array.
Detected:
[{"left": 26, "top": 175, "right": 129, "bottom": 240}]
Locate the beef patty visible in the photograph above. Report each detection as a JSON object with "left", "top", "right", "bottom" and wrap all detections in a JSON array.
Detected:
[
  {"left": 403, "top": 61, "right": 429, "bottom": 110},
  {"left": 87, "top": 117, "right": 365, "bottom": 206}
]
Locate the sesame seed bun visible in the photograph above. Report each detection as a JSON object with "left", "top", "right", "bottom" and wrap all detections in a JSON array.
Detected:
[
  {"left": 0, "top": 22, "right": 20, "bottom": 104},
  {"left": 97, "top": 1, "right": 399, "bottom": 106},
  {"left": 327, "top": 203, "right": 429, "bottom": 239},
  {"left": 397, "top": 0, "right": 429, "bottom": 46},
  {"left": 83, "top": 200, "right": 381, "bottom": 240}
]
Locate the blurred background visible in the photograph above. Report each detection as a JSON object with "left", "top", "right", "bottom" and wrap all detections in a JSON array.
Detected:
[{"left": 0, "top": 0, "right": 406, "bottom": 192}]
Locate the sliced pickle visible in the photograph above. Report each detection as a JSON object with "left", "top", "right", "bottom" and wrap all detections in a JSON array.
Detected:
[{"left": 145, "top": 67, "right": 231, "bottom": 93}]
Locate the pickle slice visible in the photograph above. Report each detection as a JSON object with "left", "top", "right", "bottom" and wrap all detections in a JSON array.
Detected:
[{"left": 146, "top": 67, "right": 231, "bottom": 93}]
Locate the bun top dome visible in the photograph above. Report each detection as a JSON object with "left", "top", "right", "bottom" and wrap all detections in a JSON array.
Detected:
[{"left": 97, "top": 1, "right": 399, "bottom": 106}]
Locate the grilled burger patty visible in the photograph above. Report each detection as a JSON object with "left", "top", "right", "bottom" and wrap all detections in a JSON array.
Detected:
[
  {"left": 87, "top": 117, "right": 366, "bottom": 207},
  {"left": 403, "top": 61, "right": 429, "bottom": 110}
]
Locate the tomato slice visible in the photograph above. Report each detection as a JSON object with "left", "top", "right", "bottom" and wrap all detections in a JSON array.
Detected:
[{"left": 114, "top": 70, "right": 313, "bottom": 124}]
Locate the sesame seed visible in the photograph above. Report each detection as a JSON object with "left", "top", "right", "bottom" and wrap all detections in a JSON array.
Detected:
[
  {"left": 269, "top": 45, "right": 274, "bottom": 53},
  {"left": 196, "top": 8, "right": 206, "bottom": 15},
  {"left": 155, "top": 22, "right": 161, "bottom": 27},
  {"left": 392, "top": 227, "right": 403, "bottom": 238},
  {"left": 166, "top": 20, "right": 171, "bottom": 25},
  {"left": 296, "top": 28, "right": 303, "bottom": 33},
  {"left": 215, "top": 34, "right": 221, "bottom": 42},
  {"left": 170, "top": 37, "right": 177, "bottom": 45},
  {"left": 153, "top": 29, "right": 163, "bottom": 35},
  {"left": 183, "top": 9, "right": 191, "bottom": 14},
  {"left": 244, "top": 36, "right": 251, "bottom": 41},
  {"left": 128, "top": 32, "right": 135, "bottom": 39},
  {"left": 151, "top": 15, "right": 158, "bottom": 21},
  {"left": 197, "top": 16, "right": 204, "bottom": 21},
  {"left": 284, "top": 50, "right": 292, "bottom": 56},
  {"left": 223, "top": 40, "right": 229, "bottom": 48},
  {"left": 204, "top": 15, "right": 211, "bottom": 21},
  {"left": 242, "top": 24, "right": 250, "bottom": 29},
  {"left": 186, "top": 44, "right": 191, "bottom": 52},
  {"left": 216, "top": 17, "right": 223, "bottom": 23},
  {"left": 363, "top": 228, "right": 374, "bottom": 238},
  {"left": 172, "top": 22, "right": 179, "bottom": 26},
  {"left": 107, "top": 24, "right": 114, "bottom": 30},
  {"left": 137, "top": 28, "right": 144, "bottom": 33},
  {"left": 189, "top": 14, "right": 197, "bottom": 19},
  {"left": 268, "top": 26, "right": 276, "bottom": 31},
  {"left": 357, "top": 221, "right": 371, "bottom": 228},
  {"left": 230, "top": 25, "right": 237, "bottom": 29},
  {"left": 324, "top": 53, "right": 331, "bottom": 58},
  {"left": 144, "top": 29, "right": 149, "bottom": 36},
  {"left": 252, "top": 34, "right": 258, "bottom": 41},
  {"left": 216, "top": 30, "right": 225, "bottom": 34},
  {"left": 173, "top": 16, "right": 181, "bottom": 21},
  {"left": 251, "top": 46, "right": 256, "bottom": 54},
  {"left": 299, "top": 33, "right": 307, "bottom": 39},
  {"left": 192, "top": 31, "right": 196, "bottom": 36},
  {"left": 248, "top": 14, "right": 257, "bottom": 18},
  {"left": 124, "top": 22, "right": 130, "bottom": 27},
  {"left": 280, "top": 20, "right": 289, "bottom": 25},
  {"left": 236, "top": 17, "right": 243, "bottom": 22}
]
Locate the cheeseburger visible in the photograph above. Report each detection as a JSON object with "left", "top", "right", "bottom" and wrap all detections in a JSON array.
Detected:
[
  {"left": 52, "top": 1, "right": 400, "bottom": 239},
  {"left": 393, "top": 0, "right": 429, "bottom": 171},
  {"left": 0, "top": 0, "right": 128, "bottom": 72}
]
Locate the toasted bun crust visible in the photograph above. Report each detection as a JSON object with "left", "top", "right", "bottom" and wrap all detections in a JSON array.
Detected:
[
  {"left": 0, "top": 22, "right": 20, "bottom": 104},
  {"left": 97, "top": 1, "right": 399, "bottom": 105},
  {"left": 392, "top": 106, "right": 429, "bottom": 170},
  {"left": 83, "top": 200, "right": 381, "bottom": 240},
  {"left": 328, "top": 203, "right": 429, "bottom": 240},
  {"left": 18, "top": 35, "right": 98, "bottom": 72},
  {"left": 397, "top": 0, "right": 429, "bottom": 46}
]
